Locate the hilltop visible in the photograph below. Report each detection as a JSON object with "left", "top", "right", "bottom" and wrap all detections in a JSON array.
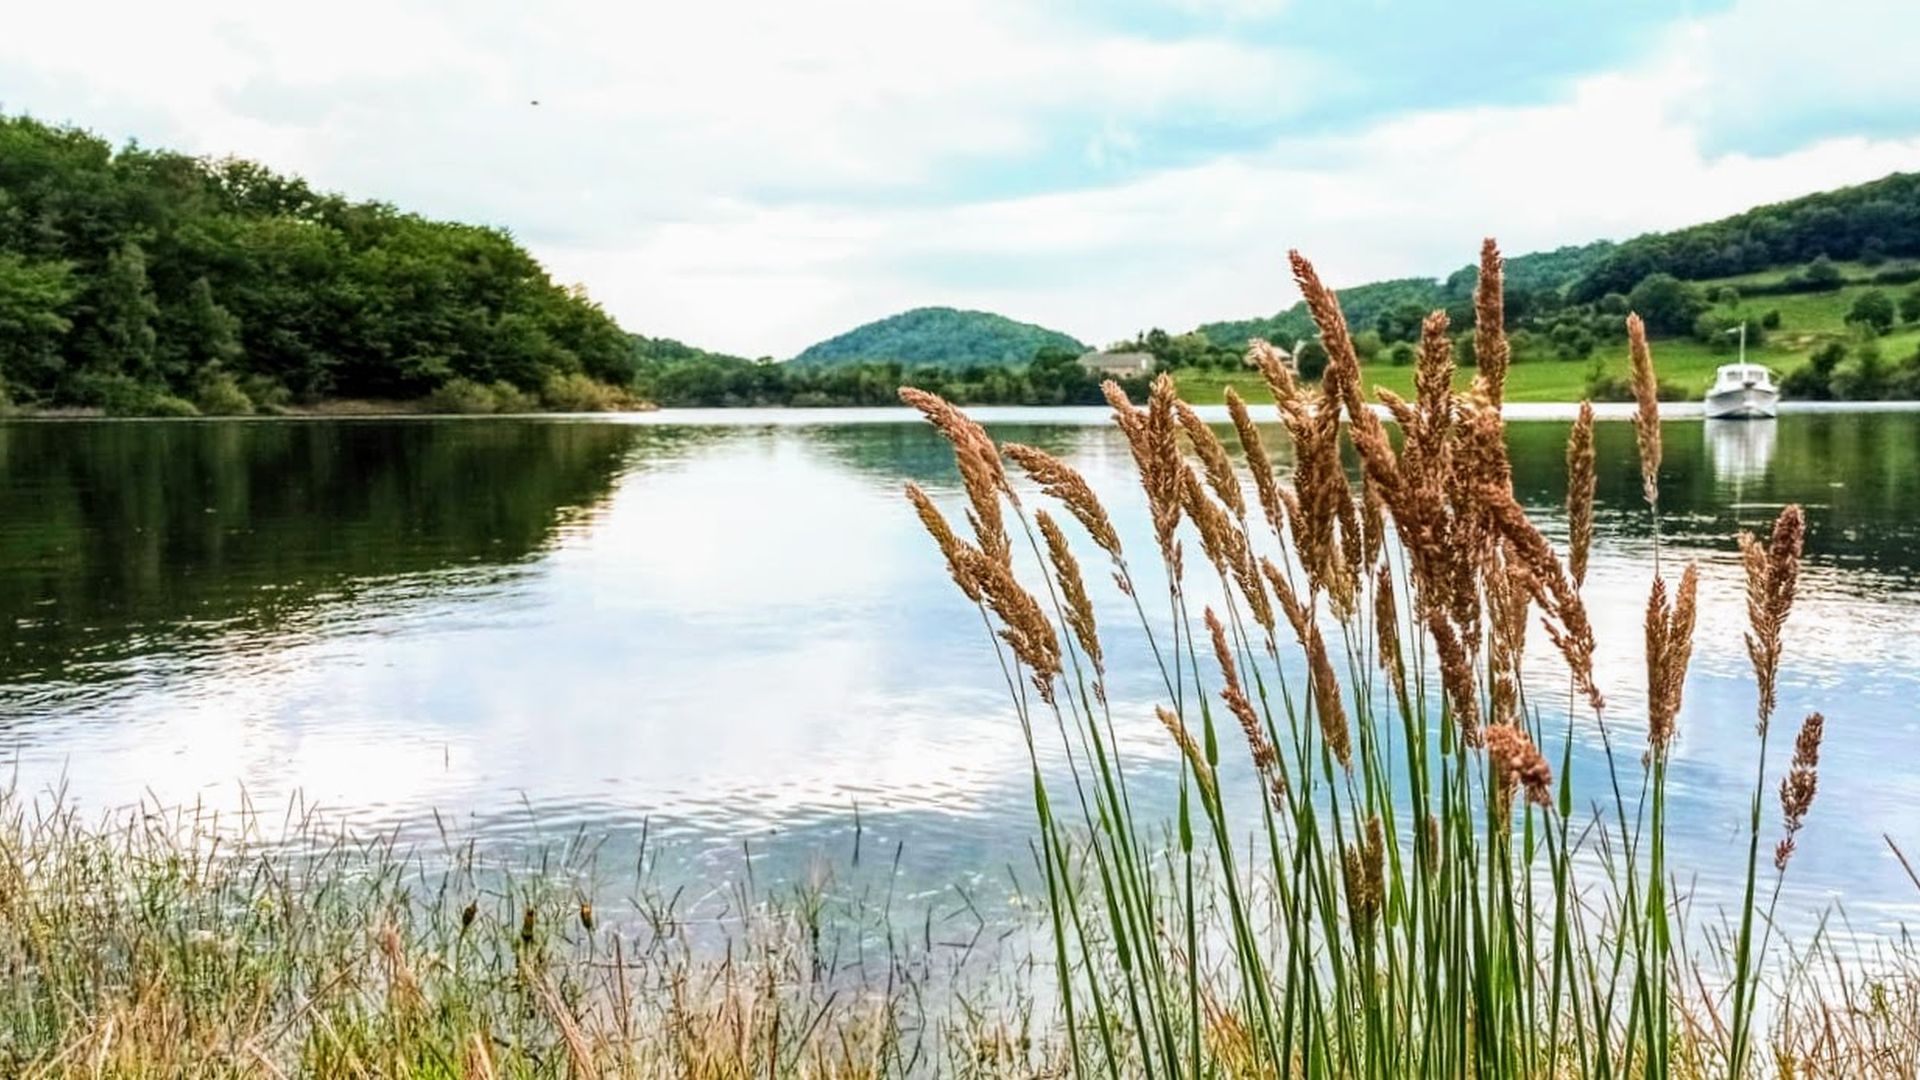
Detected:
[{"left": 790, "top": 306, "right": 1087, "bottom": 367}]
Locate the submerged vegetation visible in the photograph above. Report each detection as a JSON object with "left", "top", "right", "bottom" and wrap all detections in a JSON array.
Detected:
[{"left": 900, "top": 240, "right": 1885, "bottom": 1076}]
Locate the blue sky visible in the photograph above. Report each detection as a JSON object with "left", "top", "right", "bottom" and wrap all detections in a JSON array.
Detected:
[{"left": 4, "top": 0, "right": 1919, "bottom": 356}]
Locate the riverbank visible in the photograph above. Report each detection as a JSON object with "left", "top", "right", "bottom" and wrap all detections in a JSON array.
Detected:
[{"left": 1, "top": 782, "right": 1915, "bottom": 1078}]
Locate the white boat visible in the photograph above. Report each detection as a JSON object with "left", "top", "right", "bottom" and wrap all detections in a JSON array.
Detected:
[
  {"left": 1704, "top": 363, "right": 1779, "bottom": 419},
  {"left": 1703, "top": 324, "right": 1779, "bottom": 419}
]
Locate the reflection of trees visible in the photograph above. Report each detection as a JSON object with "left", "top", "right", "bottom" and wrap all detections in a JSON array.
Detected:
[
  {"left": 0, "top": 420, "right": 643, "bottom": 683},
  {"left": 1507, "top": 415, "right": 1920, "bottom": 577}
]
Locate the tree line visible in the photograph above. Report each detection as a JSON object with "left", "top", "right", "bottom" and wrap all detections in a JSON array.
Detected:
[
  {"left": 634, "top": 344, "right": 1143, "bottom": 407},
  {"left": 0, "top": 115, "right": 635, "bottom": 415}
]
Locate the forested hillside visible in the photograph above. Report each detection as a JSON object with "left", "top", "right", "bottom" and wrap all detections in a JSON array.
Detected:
[
  {"left": 790, "top": 307, "right": 1086, "bottom": 367},
  {"left": 1196, "top": 174, "right": 1919, "bottom": 357},
  {"left": 0, "top": 115, "right": 636, "bottom": 414}
]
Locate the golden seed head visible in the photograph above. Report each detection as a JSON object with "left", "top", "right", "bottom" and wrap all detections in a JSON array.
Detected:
[
  {"left": 906, "top": 483, "right": 985, "bottom": 603},
  {"left": 1039, "top": 509, "right": 1103, "bottom": 674},
  {"left": 1645, "top": 563, "right": 1699, "bottom": 757},
  {"left": 1472, "top": 238, "right": 1510, "bottom": 409},
  {"left": 1775, "top": 711, "right": 1825, "bottom": 871},
  {"left": 1226, "top": 387, "right": 1288, "bottom": 545},
  {"left": 1176, "top": 400, "right": 1245, "bottom": 520},
  {"left": 1485, "top": 722, "right": 1554, "bottom": 810},
  {"left": 1003, "top": 443, "right": 1123, "bottom": 562},
  {"left": 1567, "top": 400, "right": 1596, "bottom": 588},
  {"left": 1741, "top": 504, "right": 1805, "bottom": 729},
  {"left": 1156, "top": 706, "right": 1216, "bottom": 802},
  {"left": 1625, "top": 314, "right": 1663, "bottom": 508}
]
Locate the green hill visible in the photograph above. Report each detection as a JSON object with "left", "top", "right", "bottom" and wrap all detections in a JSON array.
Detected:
[
  {"left": 1196, "top": 173, "right": 1920, "bottom": 351},
  {"left": 790, "top": 306, "right": 1087, "bottom": 367},
  {"left": 0, "top": 114, "right": 636, "bottom": 415}
]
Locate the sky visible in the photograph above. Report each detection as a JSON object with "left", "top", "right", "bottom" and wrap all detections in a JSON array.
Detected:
[{"left": 5, "top": 0, "right": 1920, "bottom": 359}]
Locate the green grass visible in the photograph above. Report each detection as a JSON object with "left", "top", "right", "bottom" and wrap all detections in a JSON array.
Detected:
[{"left": 1174, "top": 273, "right": 1920, "bottom": 405}]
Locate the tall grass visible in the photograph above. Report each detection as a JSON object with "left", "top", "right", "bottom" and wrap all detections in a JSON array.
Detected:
[
  {"left": 902, "top": 240, "right": 1832, "bottom": 1077},
  {"left": 0, "top": 785, "right": 1057, "bottom": 1077}
]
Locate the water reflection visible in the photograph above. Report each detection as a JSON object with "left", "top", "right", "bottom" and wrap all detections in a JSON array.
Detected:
[
  {"left": 1704, "top": 418, "right": 1777, "bottom": 486},
  {"left": 3, "top": 413, "right": 1920, "bottom": 933}
]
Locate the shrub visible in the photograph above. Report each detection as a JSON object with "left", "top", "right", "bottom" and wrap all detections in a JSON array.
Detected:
[
  {"left": 194, "top": 372, "right": 254, "bottom": 415},
  {"left": 1846, "top": 289, "right": 1896, "bottom": 334},
  {"left": 425, "top": 377, "right": 501, "bottom": 414},
  {"left": 488, "top": 380, "right": 538, "bottom": 413},
  {"left": 540, "top": 372, "right": 630, "bottom": 412},
  {"left": 239, "top": 375, "right": 292, "bottom": 414},
  {"left": 75, "top": 372, "right": 202, "bottom": 417}
]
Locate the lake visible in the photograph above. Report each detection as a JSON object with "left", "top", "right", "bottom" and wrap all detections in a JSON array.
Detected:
[{"left": 3, "top": 408, "right": 1919, "bottom": 937}]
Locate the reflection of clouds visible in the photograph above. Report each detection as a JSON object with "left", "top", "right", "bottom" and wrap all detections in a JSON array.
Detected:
[{"left": 17, "top": 413, "right": 1920, "bottom": 936}]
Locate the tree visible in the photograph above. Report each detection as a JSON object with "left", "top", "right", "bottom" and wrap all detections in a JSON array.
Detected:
[
  {"left": 1294, "top": 340, "right": 1329, "bottom": 380},
  {"left": 88, "top": 240, "right": 160, "bottom": 384},
  {"left": 1847, "top": 289, "right": 1896, "bottom": 334},
  {"left": 181, "top": 277, "right": 243, "bottom": 374},
  {"left": 1626, "top": 273, "right": 1705, "bottom": 336},
  {"left": 1803, "top": 254, "right": 1844, "bottom": 291},
  {"left": 1374, "top": 301, "right": 1428, "bottom": 343},
  {"left": 0, "top": 254, "right": 77, "bottom": 399},
  {"left": 1900, "top": 286, "right": 1920, "bottom": 325}
]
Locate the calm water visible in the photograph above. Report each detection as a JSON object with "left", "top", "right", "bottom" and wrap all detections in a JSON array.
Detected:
[{"left": 3, "top": 410, "right": 1920, "bottom": 933}]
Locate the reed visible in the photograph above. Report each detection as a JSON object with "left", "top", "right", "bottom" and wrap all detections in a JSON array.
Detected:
[{"left": 904, "top": 239, "right": 1844, "bottom": 1078}]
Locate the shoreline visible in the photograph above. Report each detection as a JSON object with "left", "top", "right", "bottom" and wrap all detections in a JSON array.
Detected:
[{"left": 7, "top": 399, "right": 1920, "bottom": 425}]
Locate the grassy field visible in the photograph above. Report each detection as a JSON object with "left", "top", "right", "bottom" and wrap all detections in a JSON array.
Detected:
[{"left": 1176, "top": 274, "right": 1920, "bottom": 405}]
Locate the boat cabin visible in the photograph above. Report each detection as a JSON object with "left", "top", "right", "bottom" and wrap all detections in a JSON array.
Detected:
[{"left": 1712, "top": 364, "right": 1774, "bottom": 391}]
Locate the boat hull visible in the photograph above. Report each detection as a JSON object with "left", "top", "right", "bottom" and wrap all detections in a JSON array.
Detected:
[{"left": 1704, "top": 385, "right": 1779, "bottom": 420}]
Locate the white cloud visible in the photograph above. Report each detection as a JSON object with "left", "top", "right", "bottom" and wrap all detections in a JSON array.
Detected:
[{"left": 2, "top": 0, "right": 1918, "bottom": 356}]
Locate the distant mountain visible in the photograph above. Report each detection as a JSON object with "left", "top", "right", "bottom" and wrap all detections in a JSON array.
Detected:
[
  {"left": 791, "top": 306, "right": 1087, "bottom": 367},
  {"left": 1197, "top": 170, "right": 1920, "bottom": 347}
]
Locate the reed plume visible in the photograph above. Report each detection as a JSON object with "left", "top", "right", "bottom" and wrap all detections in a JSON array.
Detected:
[
  {"left": 1005, "top": 443, "right": 1123, "bottom": 562},
  {"left": 1038, "top": 509, "right": 1102, "bottom": 675},
  {"left": 1485, "top": 487, "right": 1604, "bottom": 714},
  {"left": 1176, "top": 400, "right": 1245, "bottom": 519},
  {"left": 905, "top": 482, "right": 982, "bottom": 602},
  {"left": 900, "top": 386, "right": 1014, "bottom": 565},
  {"left": 1775, "top": 711, "right": 1825, "bottom": 871},
  {"left": 1485, "top": 722, "right": 1554, "bottom": 809},
  {"left": 1625, "top": 314, "right": 1662, "bottom": 508},
  {"left": 1473, "top": 238, "right": 1510, "bottom": 408},
  {"left": 1157, "top": 706, "right": 1216, "bottom": 802},
  {"left": 958, "top": 546, "right": 1061, "bottom": 698},
  {"left": 1226, "top": 387, "right": 1287, "bottom": 544},
  {"left": 1288, "top": 249, "right": 1366, "bottom": 422},
  {"left": 1208, "top": 608, "right": 1280, "bottom": 786},
  {"left": 1741, "top": 504, "right": 1806, "bottom": 730},
  {"left": 1644, "top": 563, "right": 1700, "bottom": 756},
  {"left": 1567, "top": 401, "right": 1596, "bottom": 588},
  {"left": 1105, "top": 378, "right": 1186, "bottom": 576},
  {"left": 1247, "top": 338, "right": 1299, "bottom": 405}
]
